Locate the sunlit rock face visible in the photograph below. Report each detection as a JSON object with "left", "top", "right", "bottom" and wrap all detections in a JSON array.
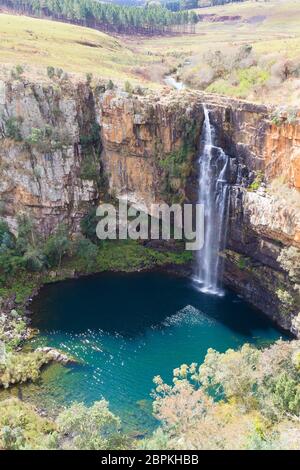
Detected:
[
  {"left": 0, "top": 80, "right": 299, "bottom": 332},
  {"left": 99, "top": 90, "right": 203, "bottom": 213}
]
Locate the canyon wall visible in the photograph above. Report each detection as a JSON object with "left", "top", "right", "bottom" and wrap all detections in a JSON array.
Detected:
[
  {"left": 0, "top": 80, "right": 101, "bottom": 234},
  {"left": 0, "top": 78, "right": 299, "bottom": 333},
  {"left": 200, "top": 94, "right": 300, "bottom": 334}
]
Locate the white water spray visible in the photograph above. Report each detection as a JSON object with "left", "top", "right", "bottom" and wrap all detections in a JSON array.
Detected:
[{"left": 194, "top": 105, "right": 230, "bottom": 295}]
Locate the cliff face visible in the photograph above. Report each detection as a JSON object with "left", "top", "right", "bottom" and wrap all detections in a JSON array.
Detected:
[
  {"left": 0, "top": 79, "right": 299, "bottom": 333},
  {"left": 0, "top": 82, "right": 202, "bottom": 231},
  {"left": 99, "top": 90, "right": 202, "bottom": 211},
  {"left": 199, "top": 94, "right": 300, "bottom": 332},
  {"left": 0, "top": 80, "right": 109, "bottom": 236},
  {"left": 205, "top": 97, "right": 300, "bottom": 333}
]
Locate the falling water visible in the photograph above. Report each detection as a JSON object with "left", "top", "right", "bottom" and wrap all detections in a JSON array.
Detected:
[{"left": 194, "top": 105, "right": 230, "bottom": 295}]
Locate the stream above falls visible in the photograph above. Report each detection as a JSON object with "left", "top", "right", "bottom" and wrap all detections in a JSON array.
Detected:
[
  {"left": 164, "top": 75, "right": 186, "bottom": 90},
  {"left": 16, "top": 270, "right": 289, "bottom": 436}
]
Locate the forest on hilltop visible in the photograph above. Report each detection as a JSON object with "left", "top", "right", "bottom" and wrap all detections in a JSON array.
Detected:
[{"left": 0, "top": 0, "right": 199, "bottom": 34}]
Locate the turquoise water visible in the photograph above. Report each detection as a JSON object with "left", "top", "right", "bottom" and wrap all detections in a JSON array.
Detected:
[{"left": 29, "top": 271, "right": 288, "bottom": 435}]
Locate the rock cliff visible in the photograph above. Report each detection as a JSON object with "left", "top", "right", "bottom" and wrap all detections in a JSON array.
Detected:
[
  {"left": 0, "top": 80, "right": 102, "bottom": 234},
  {"left": 0, "top": 78, "right": 299, "bottom": 333}
]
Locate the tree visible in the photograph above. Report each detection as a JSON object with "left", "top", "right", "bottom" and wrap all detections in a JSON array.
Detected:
[
  {"left": 44, "top": 225, "right": 71, "bottom": 268},
  {"left": 144, "top": 340, "right": 300, "bottom": 450},
  {"left": 15, "top": 215, "right": 36, "bottom": 255},
  {"left": 4, "top": 0, "right": 198, "bottom": 36},
  {"left": 75, "top": 237, "right": 98, "bottom": 271},
  {"left": 55, "top": 400, "right": 128, "bottom": 450},
  {"left": 80, "top": 206, "right": 98, "bottom": 242},
  {"left": 22, "top": 247, "right": 47, "bottom": 272}
]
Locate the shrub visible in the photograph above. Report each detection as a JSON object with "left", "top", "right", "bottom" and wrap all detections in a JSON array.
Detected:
[
  {"left": 248, "top": 171, "right": 264, "bottom": 191},
  {"left": 276, "top": 288, "right": 294, "bottom": 309},
  {"left": 0, "top": 399, "right": 55, "bottom": 450},
  {"left": 237, "top": 256, "right": 247, "bottom": 270},
  {"left": 0, "top": 251, "right": 24, "bottom": 279},
  {"left": 80, "top": 207, "right": 98, "bottom": 242},
  {"left": 4, "top": 117, "right": 23, "bottom": 141},
  {"left": 86, "top": 73, "right": 93, "bottom": 84},
  {"left": 0, "top": 350, "right": 50, "bottom": 388},
  {"left": 270, "top": 58, "right": 300, "bottom": 82},
  {"left": 55, "top": 68, "right": 64, "bottom": 79},
  {"left": 124, "top": 81, "right": 133, "bottom": 94},
  {"left": 277, "top": 246, "right": 300, "bottom": 284},
  {"left": 43, "top": 225, "right": 71, "bottom": 268},
  {"left": 0, "top": 220, "right": 14, "bottom": 247},
  {"left": 80, "top": 154, "right": 99, "bottom": 181},
  {"left": 74, "top": 238, "right": 98, "bottom": 271},
  {"left": 25, "top": 126, "right": 52, "bottom": 147},
  {"left": 55, "top": 400, "right": 128, "bottom": 450},
  {"left": 15, "top": 215, "right": 36, "bottom": 255},
  {"left": 11, "top": 65, "right": 24, "bottom": 80},
  {"left": 0, "top": 398, "right": 128, "bottom": 450},
  {"left": 47, "top": 66, "right": 55, "bottom": 79},
  {"left": 22, "top": 248, "right": 47, "bottom": 272}
]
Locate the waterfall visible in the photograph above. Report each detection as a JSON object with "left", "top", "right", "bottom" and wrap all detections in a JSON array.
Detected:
[{"left": 194, "top": 105, "right": 230, "bottom": 295}]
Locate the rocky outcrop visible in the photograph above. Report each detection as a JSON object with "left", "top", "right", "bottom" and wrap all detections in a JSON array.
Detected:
[
  {"left": 0, "top": 79, "right": 299, "bottom": 333},
  {"left": 35, "top": 347, "right": 77, "bottom": 365}
]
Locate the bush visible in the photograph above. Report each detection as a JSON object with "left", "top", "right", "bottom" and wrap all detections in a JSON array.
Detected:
[
  {"left": 47, "top": 66, "right": 55, "bottom": 79},
  {"left": 270, "top": 58, "right": 300, "bottom": 82},
  {"left": 55, "top": 68, "right": 64, "bottom": 79},
  {"left": 124, "top": 81, "right": 133, "bottom": 94},
  {"left": 0, "top": 398, "right": 128, "bottom": 450},
  {"left": 55, "top": 400, "right": 128, "bottom": 450},
  {"left": 15, "top": 215, "right": 36, "bottom": 255},
  {"left": 0, "top": 350, "right": 50, "bottom": 388},
  {"left": 80, "top": 154, "right": 99, "bottom": 181},
  {"left": 43, "top": 225, "right": 71, "bottom": 268},
  {"left": 4, "top": 117, "right": 23, "bottom": 141},
  {"left": 248, "top": 171, "right": 264, "bottom": 191},
  {"left": 0, "top": 221, "right": 14, "bottom": 249},
  {"left": 11, "top": 65, "right": 24, "bottom": 80},
  {"left": 74, "top": 238, "right": 98, "bottom": 271},
  {"left": 80, "top": 207, "right": 98, "bottom": 242},
  {"left": 23, "top": 248, "right": 47, "bottom": 272},
  {"left": 86, "top": 73, "right": 93, "bottom": 84},
  {"left": 0, "top": 399, "right": 55, "bottom": 450},
  {"left": 25, "top": 126, "right": 52, "bottom": 147}
]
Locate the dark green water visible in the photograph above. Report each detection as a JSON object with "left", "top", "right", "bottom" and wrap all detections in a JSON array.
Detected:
[{"left": 28, "top": 271, "right": 287, "bottom": 435}]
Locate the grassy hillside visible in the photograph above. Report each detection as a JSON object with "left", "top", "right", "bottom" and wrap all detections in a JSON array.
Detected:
[{"left": 0, "top": 13, "right": 164, "bottom": 86}]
